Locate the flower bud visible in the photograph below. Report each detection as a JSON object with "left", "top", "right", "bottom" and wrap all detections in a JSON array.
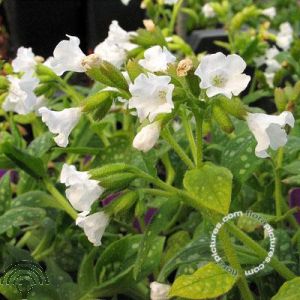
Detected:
[
  {"left": 176, "top": 58, "right": 193, "bottom": 77},
  {"left": 274, "top": 88, "right": 287, "bottom": 112},
  {"left": 81, "top": 53, "right": 101, "bottom": 71},
  {"left": 218, "top": 97, "right": 247, "bottom": 119},
  {"left": 212, "top": 103, "right": 234, "bottom": 133},
  {"left": 133, "top": 121, "right": 161, "bottom": 152},
  {"left": 90, "top": 163, "right": 133, "bottom": 179},
  {"left": 143, "top": 19, "right": 156, "bottom": 32},
  {"left": 34, "top": 56, "right": 45, "bottom": 63},
  {"left": 104, "top": 191, "right": 139, "bottom": 215},
  {"left": 99, "top": 173, "right": 136, "bottom": 190}
]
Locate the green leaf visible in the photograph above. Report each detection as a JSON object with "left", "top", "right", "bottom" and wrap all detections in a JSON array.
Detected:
[
  {"left": 169, "top": 263, "right": 237, "bottom": 299},
  {"left": 0, "top": 207, "right": 46, "bottom": 234},
  {"left": 161, "top": 231, "right": 190, "bottom": 266},
  {"left": 11, "top": 191, "right": 61, "bottom": 210},
  {"left": 271, "top": 277, "right": 300, "bottom": 300},
  {"left": 27, "top": 132, "right": 54, "bottom": 157},
  {"left": 183, "top": 163, "right": 232, "bottom": 214},
  {"left": 283, "top": 160, "right": 300, "bottom": 175},
  {"left": 78, "top": 249, "right": 98, "bottom": 294},
  {"left": 53, "top": 147, "right": 100, "bottom": 155},
  {"left": 158, "top": 235, "right": 211, "bottom": 281},
  {"left": 282, "top": 175, "right": 300, "bottom": 185},
  {"left": 243, "top": 90, "right": 272, "bottom": 104},
  {"left": 134, "top": 198, "right": 179, "bottom": 279},
  {"left": 221, "top": 127, "right": 262, "bottom": 183},
  {"left": 1, "top": 142, "right": 46, "bottom": 178},
  {"left": 0, "top": 173, "right": 11, "bottom": 214}
]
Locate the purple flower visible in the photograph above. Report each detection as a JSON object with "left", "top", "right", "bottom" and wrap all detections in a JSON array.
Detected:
[
  {"left": 0, "top": 169, "right": 6, "bottom": 178},
  {"left": 289, "top": 188, "right": 300, "bottom": 224}
]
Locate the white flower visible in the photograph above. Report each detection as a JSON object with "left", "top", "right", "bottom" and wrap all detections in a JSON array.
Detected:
[
  {"left": 47, "top": 35, "right": 86, "bottom": 75},
  {"left": 60, "top": 164, "right": 104, "bottom": 212},
  {"left": 76, "top": 211, "right": 109, "bottom": 246},
  {"left": 106, "top": 20, "right": 136, "bottom": 51},
  {"left": 164, "top": 0, "right": 178, "bottom": 5},
  {"left": 202, "top": 3, "right": 216, "bottom": 18},
  {"left": 12, "top": 47, "right": 37, "bottom": 74},
  {"left": 133, "top": 122, "right": 161, "bottom": 152},
  {"left": 138, "top": 46, "right": 176, "bottom": 72},
  {"left": 264, "top": 72, "right": 275, "bottom": 88},
  {"left": 38, "top": 107, "right": 82, "bottom": 147},
  {"left": 129, "top": 73, "right": 174, "bottom": 122},
  {"left": 195, "top": 52, "right": 251, "bottom": 99},
  {"left": 265, "top": 47, "right": 281, "bottom": 73},
  {"left": 94, "top": 40, "right": 127, "bottom": 69},
  {"left": 2, "top": 74, "right": 39, "bottom": 115},
  {"left": 121, "top": 0, "right": 131, "bottom": 5},
  {"left": 276, "top": 22, "right": 293, "bottom": 51},
  {"left": 262, "top": 7, "right": 276, "bottom": 18},
  {"left": 94, "top": 21, "right": 136, "bottom": 68},
  {"left": 150, "top": 282, "right": 170, "bottom": 300},
  {"left": 246, "top": 111, "right": 295, "bottom": 158}
]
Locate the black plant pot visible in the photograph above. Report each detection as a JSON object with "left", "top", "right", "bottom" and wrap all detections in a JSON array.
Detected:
[
  {"left": 3, "top": 0, "right": 86, "bottom": 57},
  {"left": 87, "top": 0, "right": 144, "bottom": 50},
  {"left": 187, "top": 28, "right": 228, "bottom": 54}
]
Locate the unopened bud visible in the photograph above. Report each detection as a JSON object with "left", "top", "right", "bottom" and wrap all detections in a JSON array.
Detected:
[
  {"left": 81, "top": 53, "right": 102, "bottom": 71},
  {"left": 143, "top": 19, "right": 156, "bottom": 32},
  {"left": 34, "top": 56, "right": 45, "bottom": 63},
  {"left": 177, "top": 58, "right": 193, "bottom": 77}
]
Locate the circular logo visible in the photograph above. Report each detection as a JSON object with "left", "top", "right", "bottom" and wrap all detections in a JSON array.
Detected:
[{"left": 210, "top": 210, "right": 276, "bottom": 276}]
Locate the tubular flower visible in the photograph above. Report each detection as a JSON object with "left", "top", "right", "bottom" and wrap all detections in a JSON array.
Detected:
[
  {"left": 60, "top": 164, "right": 104, "bottom": 212},
  {"left": 276, "top": 22, "right": 293, "bottom": 51},
  {"left": 12, "top": 47, "right": 37, "bottom": 74},
  {"left": 133, "top": 121, "right": 161, "bottom": 152},
  {"left": 202, "top": 3, "right": 216, "bottom": 18},
  {"left": 47, "top": 35, "right": 86, "bottom": 75},
  {"left": 38, "top": 107, "right": 82, "bottom": 147},
  {"left": 195, "top": 52, "right": 251, "bottom": 99},
  {"left": 76, "top": 211, "right": 109, "bottom": 246},
  {"left": 2, "top": 74, "right": 39, "bottom": 115},
  {"left": 150, "top": 282, "right": 170, "bottom": 300},
  {"left": 129, "top": 73, "right": 174, "bottom": 122},
  {"left": 138, "top": 46, "right": 176, "bottom": 72},
  {"left": 246, "top": 111, "right": 295, "bottom": 158}
]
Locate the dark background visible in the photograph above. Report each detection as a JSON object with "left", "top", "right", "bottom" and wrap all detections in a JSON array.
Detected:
[{"left": 1, "top": 0, "right": 144, "bottom": 58}]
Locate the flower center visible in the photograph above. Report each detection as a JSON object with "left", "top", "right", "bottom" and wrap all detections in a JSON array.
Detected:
[
  {"left": 212, "top": 74, "right": 226, "bottom": 87},
  {"left": 158, "top": 90, "right": 167, "bottom": 103}
]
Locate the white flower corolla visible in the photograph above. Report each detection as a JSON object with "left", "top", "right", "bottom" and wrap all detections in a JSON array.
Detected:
[
  {"left": 12, "top": 47, "right": 37, "bottom": 74},
  {"left": 76, "top": 211, "right": 109, "bottom": 246},
  {"left": 60, "top": 164, "right": 104, "bottom": 212},
  {"left": 94, "top": 40, "right": 127, "bottom": 69},
  {"left": 254, "top": 47, "right": 281, "bottom": 88},
  {"left": 94, "top": 21, "right": 136, "bottom": 68},
  {"left": 2, "top": 74, "right": 39, "bottom": 115},
  {"left": 202, "top": 3, "right": 216, "bottom": 18},
  {"left": 106, "top": 20, "right": 136, "bottom": 51},
  {"left": 262, "top": 7, "right": 276, "bottom": 18},
  {"left": 164, "top": 0, "right": 178, "bottom": 5},
  {"left": 129, "top": 73, "right": 174, "bottom": 122},
  {"left": 150, "top": 282, "right": 170, "bottom": 300},
  {"left": 138, "top": 46, "right": 176, "bottom": 72},
  {"left": 133, "top": 121, "right": 161, "bottom": 152},
  {"left": 246, "top": 111, "right": 295, "bottom": 158},
  {"left": 276, "top": 22, "right": 293, "bottom": 51},
  {"left": 47, "top": 35, "right": 86, "bottom": 75},
  {"left": 121, "top": 0, "right": 131, "bottom": 5},
  {"left": 195, "top": 52, "right": 251, "bottom": 99},
  {"left": 38, "top": 107, "right": 82, "bottom": 147}
]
